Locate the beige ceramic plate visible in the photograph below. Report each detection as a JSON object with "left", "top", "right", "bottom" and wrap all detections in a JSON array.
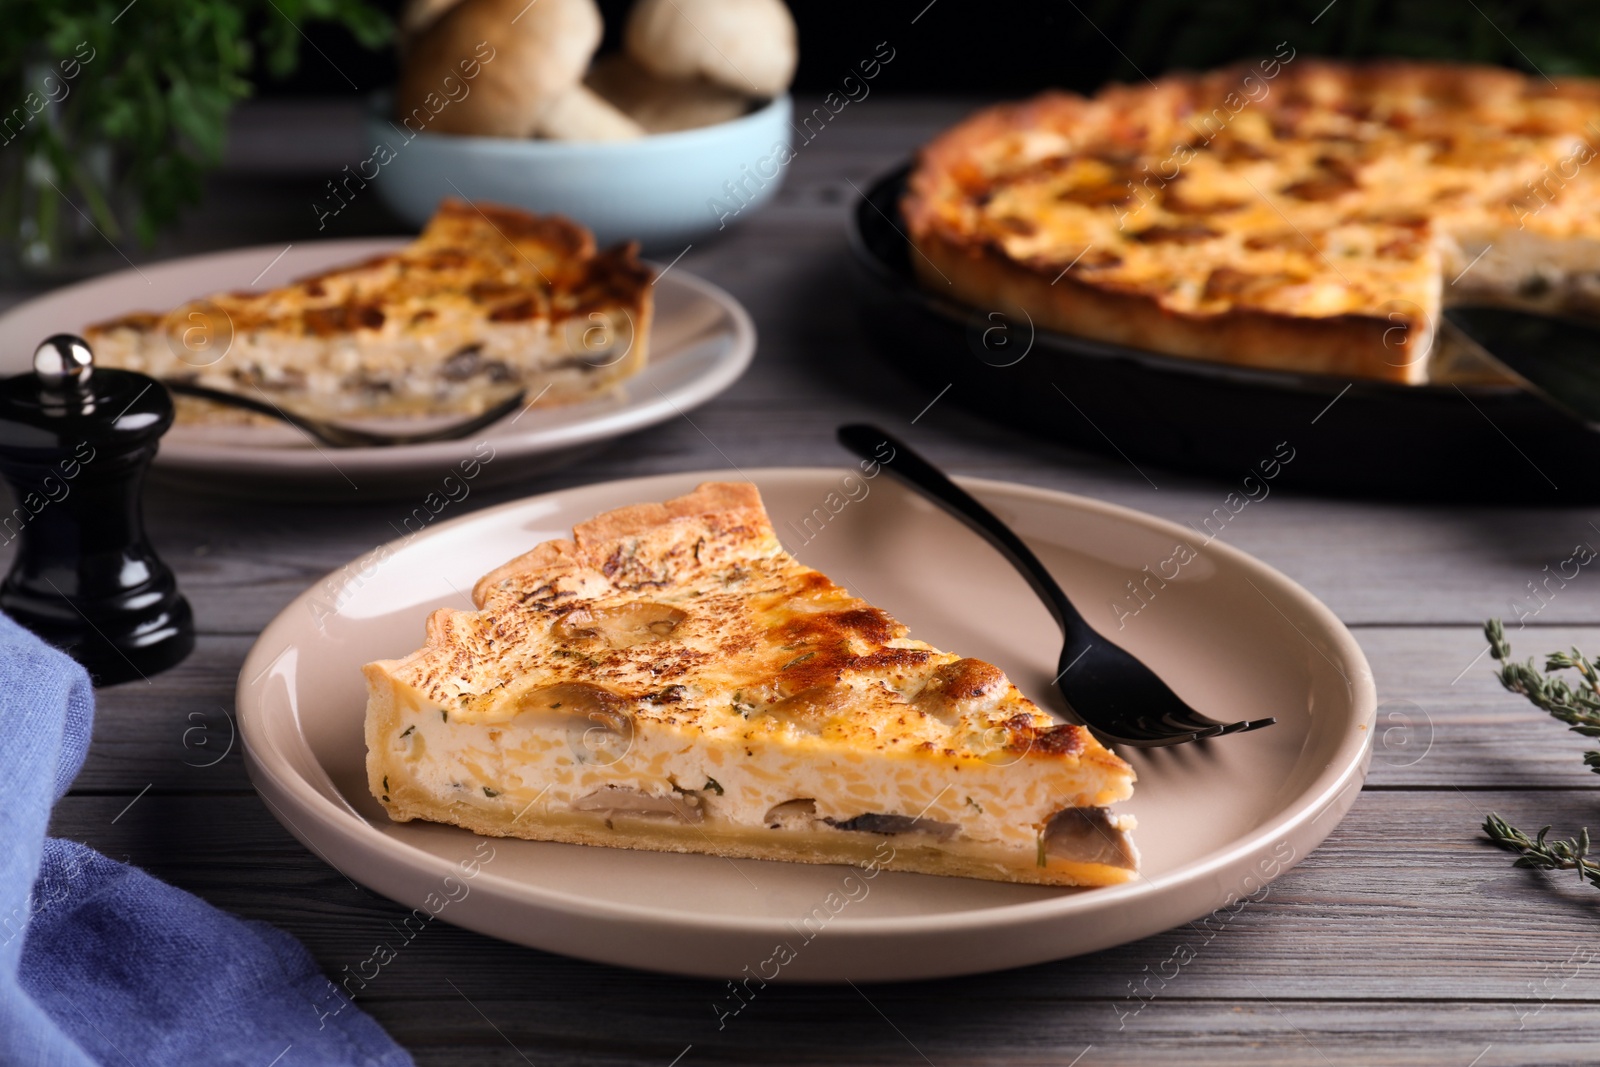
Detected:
[
  {"left": 238, "top": 469, "right": 1374, "bottom": 981},
  {"left": 0, "top": 240, "right": 752, "bottom": 498}
]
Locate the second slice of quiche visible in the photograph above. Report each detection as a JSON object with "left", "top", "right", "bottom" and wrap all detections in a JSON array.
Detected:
[
  {"left": 364, "top": 482, "right": 1137, "bottom": 886},
  {"left": 86, "top": 198, "right": 651, "bottom": 421}
]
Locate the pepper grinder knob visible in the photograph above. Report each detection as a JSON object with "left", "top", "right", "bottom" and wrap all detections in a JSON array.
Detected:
[
  {"left": 0, "top": 333, "right": 194, "bottom": 684},
  {"left": 34, "top": 334, "right": 95, "bottom": 390}
]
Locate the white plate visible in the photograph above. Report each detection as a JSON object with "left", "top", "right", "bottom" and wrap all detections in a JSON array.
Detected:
[
  {"left": 0, "top": 240, "right": 753, "bottom": 498},
  {"left": 238, "top": 469, "right": 1375, "bottom": 981}
]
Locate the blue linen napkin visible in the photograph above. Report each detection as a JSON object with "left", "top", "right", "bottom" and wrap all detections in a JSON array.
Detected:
[{"left": 0, "top": 612, "right": 413, "bottom": 1067}]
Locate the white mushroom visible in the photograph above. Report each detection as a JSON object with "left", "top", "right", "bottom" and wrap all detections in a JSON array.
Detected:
[
  {"left": 397, "top": 0, "right": 467, "bottom": 41},
  {"left": 516, "top": 681, "right": 632, "bottom": 734},
  {"left": 761, "top": 684, "right": 847, "bottom": 734},
  {"left": 533, "top": 85, "right": 646, "bottom": 140},
  {"left": 585, "top": 53, "right": 751, "bottom": 133},
  {"left": 572, "top": 786, "right": 705, "bottom": 822},
  {"left": 1044, "top": 807, "right": 1139, "bottom": 869},
  {"left": 763, "top": 798, "right": 818, "bottom": 829},
  {"left": 552, "top": 601, "right": 686, "bottom": 646},
  {"left": 912, "top": 658, "right": 1008, "bottom": 725},
  {"left": 623, "top": 0, "right": 797, "bottom": 98},
  {"left": 394, "top": 0, "right": 604, "bottom": 138}
]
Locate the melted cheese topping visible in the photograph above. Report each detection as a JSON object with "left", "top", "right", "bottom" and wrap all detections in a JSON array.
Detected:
[
  {"left": 364, "top": 483, "right": 1138, "bottom": 885},
  {"left": 84, "top": 198, "right": 652, "bottom": 419},
  {"left": 914, "top": 61, "right": 1600, "bottom": 354}
]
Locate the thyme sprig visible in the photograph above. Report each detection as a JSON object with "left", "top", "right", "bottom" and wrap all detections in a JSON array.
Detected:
[
  {"left": 1481, "top": 619, "right": 1600, "bottom": 888},
  {"left": 1486, "top": 619, "right": 1600, "bottom": 761},
  {"left": 1483, "top": 815, "right": 1600, "bottom": 889}
]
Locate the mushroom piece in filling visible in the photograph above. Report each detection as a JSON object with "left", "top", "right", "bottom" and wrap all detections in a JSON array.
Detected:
[
  {"left": 1042, "top": 806, "right": 1137, "bottom": 869},
  {"left": 571, "top": 786, "right": 705, "bottom": 822}
]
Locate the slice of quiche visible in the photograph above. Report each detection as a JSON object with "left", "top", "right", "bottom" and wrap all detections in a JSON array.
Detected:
[
  {"left": 85, "top": 198, "right": 651, "bottom": 422},
  {"left": 363, "top": 482, "right": 1138, "bottom": 886}
]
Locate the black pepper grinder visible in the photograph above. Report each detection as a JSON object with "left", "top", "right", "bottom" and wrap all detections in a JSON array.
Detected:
[{"left": 0, "top": 334, "right": 193, "bottom": 684}]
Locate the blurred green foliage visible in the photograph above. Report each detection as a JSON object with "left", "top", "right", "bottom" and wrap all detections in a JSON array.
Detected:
[
  {"left": 1074, "top": 0, "right": 1600, "bottom": 84},
  {"left": 0, "top": 0, "right": 390, "bottom": 245}
]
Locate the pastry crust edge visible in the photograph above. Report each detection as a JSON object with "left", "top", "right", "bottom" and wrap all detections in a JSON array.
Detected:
[{"left": 891, "top": 64, "right": 1588, "bottom": 385}]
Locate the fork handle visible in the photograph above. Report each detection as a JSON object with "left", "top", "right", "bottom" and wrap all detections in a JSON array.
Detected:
[
  {"left": 163, "top": 380, "right": 364, "bottom": 447},
  {"left": 836, "top": 424, "right": 1095, "bottom": 649}
]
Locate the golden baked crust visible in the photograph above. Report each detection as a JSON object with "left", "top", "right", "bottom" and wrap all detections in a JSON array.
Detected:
[
  {"left": 85, "top": 198, "right": 653, "bottom": 420},
  {"left": 906, "top": 60, "right": 1600, "bottom": 383},
  {"left": 365, "top": 482, "right": 1138, "bottom": 886}
]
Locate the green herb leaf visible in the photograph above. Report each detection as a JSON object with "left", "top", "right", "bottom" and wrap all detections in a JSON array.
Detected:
[
  {"left": 1481, "top": 619, "right": 1600, "bottom": 892},
  {"left": 1485, "top": 813, "right": 1600, "bottom": 889},
  {"left": 0, "top": 1, "right": 391, "bottom": 249}
]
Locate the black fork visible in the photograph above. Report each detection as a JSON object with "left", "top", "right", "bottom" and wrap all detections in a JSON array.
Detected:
[
  {"left": 164, "top": 381, "right": 527, "bottom": 448},
  {"left": 838, "top": 424, "right": 1277, "bottom": 748}
]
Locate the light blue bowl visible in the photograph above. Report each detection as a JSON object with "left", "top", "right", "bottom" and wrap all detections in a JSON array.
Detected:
[{"left": 365, "top": 94, "right": 793, "bottom": 251}]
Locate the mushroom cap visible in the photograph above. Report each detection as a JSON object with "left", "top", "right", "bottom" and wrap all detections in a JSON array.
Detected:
[
  {"left": 623, "top": 0, "right": 797, "bottom": 98},
  {"left": 585, "top": 53, "right": 751, "bottom": 133},
  {"left": 395, "top": 0, "right": 603, "bottom": 138},
  {"left": 398, "top": 0, "right": 467, "bottom": 39},
  {"left": 533, "top": 84, "right": 647, "bottom": 141}
]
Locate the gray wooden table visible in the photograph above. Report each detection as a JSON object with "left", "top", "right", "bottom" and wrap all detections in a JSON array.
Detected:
[{"left": 8, "top": 98, "right": 1600, "bottom": 1066}]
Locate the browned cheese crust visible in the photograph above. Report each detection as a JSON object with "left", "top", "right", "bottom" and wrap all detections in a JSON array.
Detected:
[
  {"left": 364, "top": 482, "right": 1139, "bottom": 887},
  {"left": 905, "top": 61, "right": 1600, "bottom": 383},
  {"left": 83, "top": 198, "right": 655, "bottom": 419}
]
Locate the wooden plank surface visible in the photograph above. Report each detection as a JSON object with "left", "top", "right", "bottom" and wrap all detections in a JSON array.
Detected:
[
  {"left": 9, "top": 98, "right": 1600, "bottom": 1065},
  {"left": 334, "top": 1002, "right": 1600, "bottom": 1067},
  {"left": 46, "top": 789, "right": 1600, "bottom": 1001}
]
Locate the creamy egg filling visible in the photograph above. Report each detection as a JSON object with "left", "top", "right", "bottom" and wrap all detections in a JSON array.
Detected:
[
  {"left": 92, "top": 308, "right": 641, "bottom": 420},
  {"left": 370, "top": 679, "right": 1135, "bottom": 876},
  {"left": 363, "top": 482, "right": 1139, "bottom": 886}
]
